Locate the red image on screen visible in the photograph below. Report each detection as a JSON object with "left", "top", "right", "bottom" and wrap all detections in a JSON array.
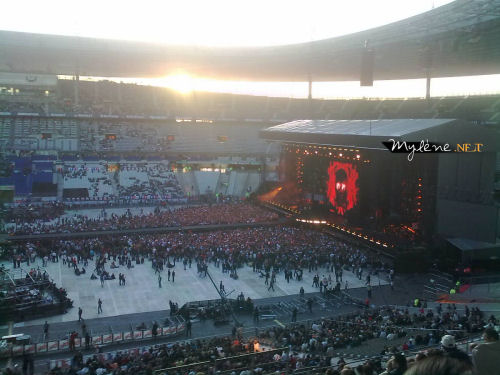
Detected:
[{"left": 327, "top": 161, "right": 359, "bottom": 215}]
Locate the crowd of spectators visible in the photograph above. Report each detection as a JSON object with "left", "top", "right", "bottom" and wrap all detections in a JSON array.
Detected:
[
  {"left": 4, "top": 202, "right": 66, "bottom": 224},
  {"left": 8, "top": 226, "right": 375, "bottom": 275},
  {"left": 6, "top": 225, "right": 388, "bottom": 308},
  {"left": 63, "top": 165, "right": 97, "bottom": 180},
  {"left": 3, "top": 195, "right": 498, "bottom": 375},
  {"left": 60, "top": 162, "right": 185, "bottom": 202},
  {"left": 116, "top": 163, "right": 180, "bottom": 199},
  {"left": 8, "top": 203, "right": 279, "bottom": 235},
  {"left": 3, "top": 305, "right": 494, "bottom": 375},
  {"left": 3, "top": 217, "right": 499, "bottom": 375},
  {"left": 257, "top": 304, "right": 493, "bottom": 355},
  {"left": 148, "top": 168, "right": 184, "bottom": 200}
]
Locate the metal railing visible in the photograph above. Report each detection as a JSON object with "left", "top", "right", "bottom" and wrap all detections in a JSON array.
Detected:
[{"left": 4, "top": 315, "right": 186, "bottom": 358}]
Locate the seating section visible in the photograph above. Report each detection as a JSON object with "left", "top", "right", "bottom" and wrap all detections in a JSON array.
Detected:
[
  {"left": 155, "top": 122, "right": 270, "bottom": 154},
  {"left": 118, "top": 163, "right": 153, "bottom": 198},
  {"left": 0, "top": 117, "right": 12, "bottom": 138},
  {"left": 63, "top": 163, "right": 114, "bottom": 200},
  {"left": 79, "top": 121, "right": 168, "bottom": 152},
  {"left": 0, "top": 93, "right": 499, "bottom": 155},
  {"left": 116, "top": 162, "right": 186, "bottom": 200},
  {"left": 43, "top": 163, "right": 260, "bottom": 201},
  {"left": 148, "top": 165, "right": 185, "bottom": 200},
  {"left": 1, "top": 116, "right": 78, "bottom": 151}
]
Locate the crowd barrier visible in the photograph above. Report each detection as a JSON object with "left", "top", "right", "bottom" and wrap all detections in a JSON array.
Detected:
[{"left": 5, "top": 322, "right": 186, "bottom": 358}]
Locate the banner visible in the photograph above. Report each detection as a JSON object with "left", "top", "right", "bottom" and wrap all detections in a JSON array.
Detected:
[
  {"left": 124, "top": 331, "right": 133, "bottom": 340},
  {"left": 143, "top": 330, "right": 152, "bottom": 338},
  {"left": 102, "top": 334, "right": 113, "bottom": 344},
  {"left": 17, "top": 112, "right": 40, "bottom": 116},
  {"left": 93, "top": 335, "right": 102, "bottom": 345},
  {"left": 24, "top": 344, "right": 36, "bottom": 354},
  {"left": 113, "top": 332, "right": 123, "bottom": 342},
  {"left": 59, "top": 339, "right": 69, "bottom": 350},
  {"left": 48, "top": 341, "right": 59, "bottom": 352},
  {"left": 57, "top": 359, "right": 70, "bottom": 368},
  {"left": 36, "top": 343, "right": 48, "bottom": 353},
  {"left": 12, "top": 345, "right": 24, "bottom": 356},
  {"left": 133, "top": 331, "right": 143, "bottom": 340}
]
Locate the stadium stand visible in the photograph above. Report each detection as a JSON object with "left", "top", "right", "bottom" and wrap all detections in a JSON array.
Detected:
[
  {"left": 3, "top": 81, "right": 500, "bottom": 124},
  {"left": 1, "top": 4, "right": 500, "bottom": 374}
]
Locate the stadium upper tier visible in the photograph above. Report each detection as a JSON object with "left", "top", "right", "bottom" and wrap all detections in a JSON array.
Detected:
[
  {"left": 2, "top": 89, "right": 500, "bottom": 124},
  {"left": 1, "top": 0, "right": 500, "bottom": 81}
]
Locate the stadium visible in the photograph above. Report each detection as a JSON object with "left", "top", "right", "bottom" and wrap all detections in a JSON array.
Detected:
[{"left": 0, "top": 1, "right": 499, "bottom": 374}]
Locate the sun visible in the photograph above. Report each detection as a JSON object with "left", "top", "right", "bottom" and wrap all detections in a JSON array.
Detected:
[{"left": 160, "top": 74, "right": 195, "bottom": 94}]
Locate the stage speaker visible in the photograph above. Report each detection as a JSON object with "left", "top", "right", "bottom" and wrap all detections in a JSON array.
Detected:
[{"left": 360, "top": 48, "right": 375, "bottom": 86}]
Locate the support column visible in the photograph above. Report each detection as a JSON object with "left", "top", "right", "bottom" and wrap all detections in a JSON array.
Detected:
[
  {"left": 424, "top": 43, "right": 433, "bottom": 100},
  {"left": 117, "top": 82, "right": 122, "bottom": 105},
  {"left": 308, "top": 73, "right": 313, "bottom": 119},
  {"left": 152, "top": 88, "right": 158, "bottom": 109},
  {"left": 94, "top": 80, "right": 99, "bottom": 103},
  {"left": 426, "top": 73, "right": 431, "bottom": 100},
  {"left": 73, "top": 74, "right": 80, "bottom": 106},
  {"left": 308, "top": 74, "right": 312, "bottom": 101}
]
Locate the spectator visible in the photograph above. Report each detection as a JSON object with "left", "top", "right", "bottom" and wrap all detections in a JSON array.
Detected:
[
  {"left": 441, "top": 335, "right": 472, "bottom": 366},
  {"left": 471, "top": 327, "right": 500, "bottom": 375},
  {"left": 43, "top": 321, "right": 49, "bottom": 341},
  {"left": 404, "top": 352, "right": 473, "bottom": 375},
  {"left": 380, "top": 353, "right": 407, "bottom": 375}
]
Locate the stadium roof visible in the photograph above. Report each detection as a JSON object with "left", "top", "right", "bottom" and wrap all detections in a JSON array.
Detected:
[
  {"left": 260, "top": 119, "right": 497, "bottom": 150},
  {"left": 260, "top": 119, "right": 455, "bottom": 137},
  {"left": 1, "top": 0, "right": 500, "bottom": 81}
]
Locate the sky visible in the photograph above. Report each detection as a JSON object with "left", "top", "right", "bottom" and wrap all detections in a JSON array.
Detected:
[
  {"left": 3, "top": 0, "right": 500, "bottom": 98},
  {"left": 0, "top": 0, "right": 453, "bottom": 47}
]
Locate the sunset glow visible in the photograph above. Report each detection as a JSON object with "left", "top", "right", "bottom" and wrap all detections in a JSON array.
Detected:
[
  {"left": 158, "top": 74, "right": 195, "bottom": 95},
  {"left": 73, "top": 73, "right": 500, "bottom": 99}
]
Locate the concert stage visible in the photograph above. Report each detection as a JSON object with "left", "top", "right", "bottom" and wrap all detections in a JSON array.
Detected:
[{"left": 261, "top": 119, "right": 498, "bottom": 255}]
